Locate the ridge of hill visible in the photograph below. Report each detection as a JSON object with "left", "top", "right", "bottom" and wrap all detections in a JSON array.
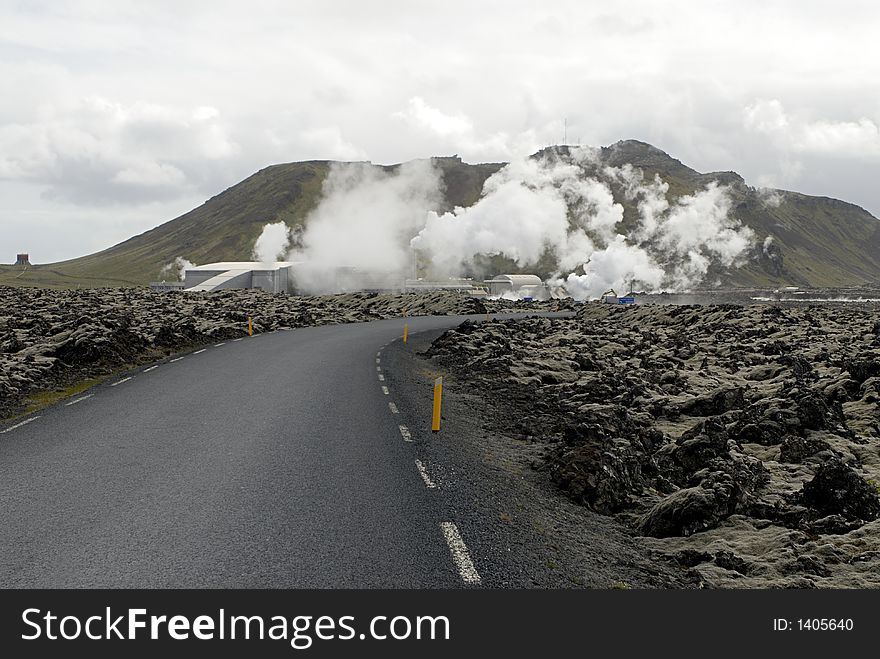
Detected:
[{"left": 3, "top": 141, "right": 879, "bottom": 289}]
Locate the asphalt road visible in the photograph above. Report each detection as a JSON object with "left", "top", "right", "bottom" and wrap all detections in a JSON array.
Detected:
[{"left": 0, "top": 314, "right": 553, "bottom": 588}]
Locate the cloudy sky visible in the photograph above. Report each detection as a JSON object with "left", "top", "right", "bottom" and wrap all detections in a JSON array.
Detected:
[{"left": 3, "top": 0, "right": 880, "bottom": 262}]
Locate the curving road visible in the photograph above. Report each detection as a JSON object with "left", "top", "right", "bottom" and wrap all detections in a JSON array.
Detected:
[{"left": 0, "top": 314, "right": 542, "bottom": 588}]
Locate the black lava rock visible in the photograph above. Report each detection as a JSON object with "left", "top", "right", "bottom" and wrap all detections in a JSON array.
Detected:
[
  {"left": 779, "top": 435, "right": 834, "bottom": 463},
  {"left": 801, "top": 460, "right": 880, "bottom": 521}
]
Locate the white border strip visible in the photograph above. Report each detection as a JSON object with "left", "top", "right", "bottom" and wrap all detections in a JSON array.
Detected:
[
  {"left": 0, "top": 416, "right": 40, "bottom": 434},
  {"left": 415, "top": 459, "right": 437, "bottom": 489},
  {"left": 65, "top": 394, "right": 93, "bottom": 406},
  {"left": 440, "top": 522, "right": 481, "bottom": 584},
  {"left": 398, "top": 425, "right": 412, "bottom": 442},
  {"left": 110, "top": 377, "right": 132, "bottom": 387}
]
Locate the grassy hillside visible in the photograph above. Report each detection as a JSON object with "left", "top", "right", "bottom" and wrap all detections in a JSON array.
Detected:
[
  {"left": 3, "top": 143, "right": 879, "bottom": 289},
  {"left": 0, "top": 157, "right": 503, "bottom": 289},
  {"left": 1, "top": 161, "right": 332, "bottom": 288}
]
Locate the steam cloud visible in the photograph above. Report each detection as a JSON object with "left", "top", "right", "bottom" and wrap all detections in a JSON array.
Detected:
[
  {"left": 286, "top": 160, "right": 442, "bottom": 294},
  {"left": 413, "top": 148, "right": 754, "bottom": 298},
  {"left": 263, "top": 147, "right": 757, "bottom": 299},
  {"left": 252, "top": 221, "right": 291, "bottom": 262},
  {"left": 160, "top": 256, "right": 196, "bottom": 281},
  {"left": 757, "top": 187, "right": 785, "bottom": 208}
]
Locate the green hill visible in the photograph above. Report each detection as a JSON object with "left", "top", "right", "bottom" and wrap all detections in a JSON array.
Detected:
[{"left": 3, "top": 142, "right": 879, "bottom": 289}]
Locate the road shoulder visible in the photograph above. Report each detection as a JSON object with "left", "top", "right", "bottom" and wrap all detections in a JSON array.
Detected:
[{"left": 383, "top": 325, "right": 693, "bottom": 588}]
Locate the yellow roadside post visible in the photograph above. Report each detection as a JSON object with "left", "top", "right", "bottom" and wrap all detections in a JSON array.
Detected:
[
  {"left": 248, "top": 316, "right": 253, "bottom": 336},
  {"left": 432, "top": 376, "right": 443, "bottom": 432},
  {"left": 403, "top": 323, "right": 408, "bottom": 344}
]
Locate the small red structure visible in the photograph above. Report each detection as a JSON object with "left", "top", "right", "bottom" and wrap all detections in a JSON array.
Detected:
[{"left": 15, "top": 253, "right": 31, "bottom": 266}]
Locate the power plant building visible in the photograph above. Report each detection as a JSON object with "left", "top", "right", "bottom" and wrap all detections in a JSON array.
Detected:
[
  {"left": 485, "top": 274, "right": 546, "bottom": 298},
  {"left": 176, "top": 261, "right": 556, "bottom": 300},
  {"left": 183, "top": 262, "right": 297, "bottom": 293}
]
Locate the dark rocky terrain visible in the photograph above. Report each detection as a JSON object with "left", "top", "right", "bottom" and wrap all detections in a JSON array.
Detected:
[
  {"left": 425, "top": 302, "right": 880, "bottom": 587},
  {"left": 0, "top": 286, "right": 568, "bottom": 420}
]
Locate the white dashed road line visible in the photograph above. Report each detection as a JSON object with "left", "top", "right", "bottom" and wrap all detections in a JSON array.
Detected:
[
  {"left": 194, "top": 349, "right": 207, "bottom": 354},
  {"left": 376, "top": 366, "right": 381, "bottom": 372},
  {"left": 381, "top": 386, "right": 390, "bottom": 395},
  {"left": 143, "top": 365, "right": 159, "bottom": 373},
  {"left": 170, "top": 357, "right": 184, "bottom": 363},
  {"left": 415, "top": 459, "right": 437, "bottom": 489},
  {"left": 440, "top": 522, "right": 481, "bottom": 585},
  {"left": 233, "top": 338, "right": 243, "bottom": 342},
  {"left": 65, "top": 394, "right": 93, "bottom": 406},
  {"left": 375, "top": 357, "right": 380, "bottom": 364},
  {"left": 388, "top": 402, "right": 399, "bottom": 414},
  {"left": 215, "top": 342, "right": 226, "bottom": 347},
  {"left": 110, "top": 377, "right": 132, "bottom": 387},
  {"left": 378, "top": 374, "right": 385, "bottom": 381},
  {"left": 0, "top": 416, "right": 40, "bottom": 434},
  {"left": 398, "top": 425, "right": 412, "bottom": 442}
]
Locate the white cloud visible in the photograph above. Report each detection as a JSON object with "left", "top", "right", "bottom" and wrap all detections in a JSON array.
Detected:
[
  {"left": 0, "top": 96, "right": 239, "bottom": 203},
  {"left": 111, "top": 161, "right": 187, "bottom": 187},
  {"left": 392, "top": 96, "right": 543, "bottom": 161},
  {"left": 744, "top": 99, "right": 880, "bottom": 158},
  {"left": 295, "top": 126, "right": 368, "bottom": 161},
  {"left": 3, "top": 1, "right": 880, "bottom": 261},
  {"left": 394, "top": 97, "right": 473, "bottom": 137}
]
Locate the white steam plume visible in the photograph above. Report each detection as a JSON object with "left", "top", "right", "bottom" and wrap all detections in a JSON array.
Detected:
[
  {"left": 286, "top": 160, "right": 443, "bottom": 294},
  {"left": 757, "top": 187, "right": 785, "bottom": 208},
  {"left": 277, "top": 147, "right": 756, "bottom": 300},
  {"left": 252, "top": 221, "right": 291, "bottom": 262},
  {"left": 160, "top": 256, "right": 195, "bottom": 281},
  {"left": 411, "top": 147, "right": 755, "bottom": 299}
]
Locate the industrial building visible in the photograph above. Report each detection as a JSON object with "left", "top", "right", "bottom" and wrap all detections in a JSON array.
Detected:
[
  {"left": 485, "top": 274, "right": 547, "bottom": 299},
  {"left": 404, "top": 278, "right": 483, "bottom": 293},
  {"left": 14, "top": 253, "right": 30, "bottom": 266},
  {"left": 165, "top": 260, "right": 556, "bottom": 300},
  {"left": 183, "top": 262, "right": 297, "bottom": 293}
]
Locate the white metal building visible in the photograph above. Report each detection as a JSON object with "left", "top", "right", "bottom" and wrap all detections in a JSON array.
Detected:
[
  {"left": 183, "top": 262, "right": 297, "bottom": 293},
  {"left": 485, "top": 274, "right": 545, "bottom": 298}
]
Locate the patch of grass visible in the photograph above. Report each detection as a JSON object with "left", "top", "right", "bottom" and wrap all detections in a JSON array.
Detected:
[
  {"left": 23, "top": 378, "right": 103, "bottom": 415},
  {"left": 610, "top": 581, "right": 631, "bottom": 590},
  {"left": 867, "top": 479, "right": 880, "bottom": 495},
  {"left": 3, "top": 344, "right": 215, "bottom": 423}
]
